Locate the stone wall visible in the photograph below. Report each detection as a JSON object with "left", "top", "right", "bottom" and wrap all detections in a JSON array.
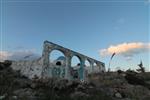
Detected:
[{"left": 11, "top": 57, "right": 43, "bottom": 79}]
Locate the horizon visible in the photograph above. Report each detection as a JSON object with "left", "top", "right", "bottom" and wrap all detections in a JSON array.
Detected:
[{"left": 0, "top": 0, "right": 150, "bottom": 71}]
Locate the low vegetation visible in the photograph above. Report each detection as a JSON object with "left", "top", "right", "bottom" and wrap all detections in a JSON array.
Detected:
[{"left": 0, "top": 60, "right": 150, "bottom": 100}]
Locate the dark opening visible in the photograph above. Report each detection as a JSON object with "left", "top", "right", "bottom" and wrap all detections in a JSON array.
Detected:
[
  {"left": 77, "top": 63, "right": 80, "bottom": 66},
  {"left": 56, "top": 61, "right": 61, "bottom": 66}
]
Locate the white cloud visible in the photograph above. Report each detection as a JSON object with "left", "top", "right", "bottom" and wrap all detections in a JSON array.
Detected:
[
  {"left": 0, "top": 49, "right": 40, "bottom": 62},
  {"left": 100, "top": 42, "right": 150, "bottom": 59},
  {"left": 0, "top": 51, "right": 12, "bottom": 62}
]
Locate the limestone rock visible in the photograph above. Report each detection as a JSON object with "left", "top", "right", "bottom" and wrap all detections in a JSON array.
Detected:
[{"left": 114, "top": 92, "right": 122, "bottom": 98}]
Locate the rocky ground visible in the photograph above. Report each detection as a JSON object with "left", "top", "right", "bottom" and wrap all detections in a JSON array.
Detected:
[{"left": 0, "top": 61, "right": 150, "bottom": 100}]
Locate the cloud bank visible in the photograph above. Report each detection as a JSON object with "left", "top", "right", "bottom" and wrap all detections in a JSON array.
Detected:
[
  {"left": 100, "top": 42, "right": 150, "bottom": 59},
  {"left": 0, "top": 50, "right": 40, "bottom": 62}
]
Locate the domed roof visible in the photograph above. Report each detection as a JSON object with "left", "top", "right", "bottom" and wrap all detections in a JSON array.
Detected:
[{"left": 56, "top": 56, "right": 66, "bottom": 61}]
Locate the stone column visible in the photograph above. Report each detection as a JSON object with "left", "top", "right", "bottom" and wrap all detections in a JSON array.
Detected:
[
  {"left": 97, "top": 63, "right": 101, "bottom": 73},
  {"left": 64, "top": 51, "right": 71, "bottom": 80},
  {"left": 91, "top": 61, "right": 94, "bottom": 73},
  {"left": 102, "top": 63, "right": 106, "bottom": 72},
  {"left": 79, "top": 57, "right": 85, "bottom": 80},
  {"left": 41, "top": 42, "right": 53, "bottom": 78}
]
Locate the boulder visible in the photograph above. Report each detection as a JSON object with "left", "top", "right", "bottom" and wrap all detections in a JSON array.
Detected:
[{"left": 114, "top": 92, "right": 122, "bottom": 98}]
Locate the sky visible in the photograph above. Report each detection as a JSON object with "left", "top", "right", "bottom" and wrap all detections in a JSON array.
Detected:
[{"left": 0, "top": 0, "right": 150, "bottom": 71}]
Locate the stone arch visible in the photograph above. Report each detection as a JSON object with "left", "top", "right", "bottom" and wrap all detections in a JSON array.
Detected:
[
  {"left": 48, "top": 49, "right": 67, "bottom": 78},
  {"left": 93, "top": 62, "right": 97, "bottom": 67},
  {"left": 49, "top": 49, "right": 66, "bottom": 67},
  {"left": 85, "top": 59, "right": 92, "bottom": 74},
  {"left": 85, "top": 59, "right": 91, "bottom": 67},
  {"left": 70, "top": 55, "right": 82, "bottom": 79},
  {"left": 42, "top": 41, "right": 105, "bottom": 80},
  {"left": 95, "top": 62, "right": 102, "bottom": 73},
  {"left": 92, "top": 62, "right": 98, "bottom": 73},
  {"left": 97, "top": 62, "right": 104, "bottom": 72},
  {"left": 71, "top": 55, "right": 82, "bottom": 66}
]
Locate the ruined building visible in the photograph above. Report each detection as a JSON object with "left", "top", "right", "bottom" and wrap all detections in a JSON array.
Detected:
[{"left": 11, "top": 41, "right": 105, "bottom": 81}]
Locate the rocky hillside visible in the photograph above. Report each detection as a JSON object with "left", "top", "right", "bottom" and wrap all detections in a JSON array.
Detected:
[{"left": 0, "top": 61, "right": 150, "bottom": 100}]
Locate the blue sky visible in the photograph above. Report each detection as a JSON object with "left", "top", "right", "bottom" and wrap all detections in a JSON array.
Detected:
[{"left": 0, "top": 0, "right": 150, "bottom": 71}]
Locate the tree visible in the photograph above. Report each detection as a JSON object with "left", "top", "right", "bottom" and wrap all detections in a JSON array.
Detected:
[{"left": 136, "top": 60, "right": 145, "bottom": 73}]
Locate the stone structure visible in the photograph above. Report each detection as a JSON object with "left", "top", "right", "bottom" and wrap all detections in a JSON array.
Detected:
[{"left": 11, "top": 40, "right": 105, "bottom": 81}]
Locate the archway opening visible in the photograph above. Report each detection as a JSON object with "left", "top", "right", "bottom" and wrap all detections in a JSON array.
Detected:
[
  {"left": 93, "top": 62, "right": 97, "bottom": 73},
  {"left": 85, "top": 60, "right": 91, "bottom": 67},
  {"left": 49, "top": 49, "right": 66, "bottom": 78},
  {"left": 71, "top": 56, "right": 81, "bottom": 79},
  {"left": 49, "top": 50, "right": 66, "bottom": 67},
  {"left": 71, "top": 56, "right": 81, "bottom": 68},
  {"left": 85, "top": 60, "right": 91, "bottom": 74},
  {"left": 93, "top": 62, "right": 97, "bottom": 67},
  {"left": 94, "top": 62, "right": 100, "bottom": 73}
]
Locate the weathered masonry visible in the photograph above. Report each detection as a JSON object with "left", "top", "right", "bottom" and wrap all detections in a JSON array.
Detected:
[{"left": 11, "top": 41, "right": 105, "bottom": 81}]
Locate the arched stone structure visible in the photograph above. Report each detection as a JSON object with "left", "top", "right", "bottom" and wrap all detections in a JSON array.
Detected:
[
  {"left": 10, "top": 40, "right": 105, "bottom": 81},
  {"left": 42, "top": 40, "right": 105, "bottom": 80}
]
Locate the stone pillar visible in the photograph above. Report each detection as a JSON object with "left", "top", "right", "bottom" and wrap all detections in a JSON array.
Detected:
[
  {"left": 97, "top": 63, "right": 101, "bottom": 73},
  {"left": 64, "top": 51, "right": 71, "bottom": 80},
  {"left": 79, "top": 57, "right": 85, "bottom": 80},
  {"left": 41, "top": 42, "right": 53, "bottom": 78},
  {"left": 102, "top": 63, "right": 106, "bottom": 72},
  {"left": 91, "top": 62, "right": 94, "bottom": 73}
]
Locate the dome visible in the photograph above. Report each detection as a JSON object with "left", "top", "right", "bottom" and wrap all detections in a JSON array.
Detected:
[{"left": 56, "top": 56, "right": 66, "bottom": 61}]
